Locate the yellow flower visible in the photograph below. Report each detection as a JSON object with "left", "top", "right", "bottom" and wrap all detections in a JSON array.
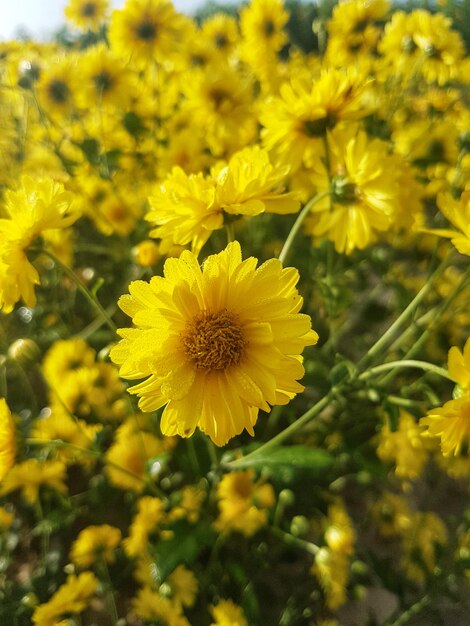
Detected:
[
  {"left": 124, "top": 496, "right": 165, "bottom": 557},
  {"left": 77, "top": 43, "right": 133, "bottom": 109},
  {"left": 1, "top": 176, "right": 78, "bottom": 243},
  {"left": 42, "top": 338, "right": 96, "bottom": 389},
  {"left": 312, "top": 547, "right": 350, "bottom": 610},
  {"left": 260, "top": 68, "right": 372, "bottom": 172},
  {"left": 32, "top": 572, "right": 98, "bottom": 626},
  {"left": 109, "top": 0, "right": 185, "bottom": 64},
  {"left": 166, "top": 565, "right": 198, "bottom": 609},
  {"left": 147, "top": 168, "right": 219, "bottom": 256},
  {"left": 305, "top": 127, "right": 400, "bottom": 254},
  {"left": 132, "top": 587, "right": 190, "bottom": 625},
  {"left": 420, "top": 395, "right": 470, "bottom": 456},
  {"left": 70, "top": 524, "right": 122, "bottom": 568},
  {"left": 326, "top": 0, "right": 390, "bottom": 64},
  {"left": 65, "top": 0, "right": 109, "bottom": 31},
  {"left": 370, "top": 492, "right": 413, "bottom": 538},
  {"left": 0, "top": 398, "right": 16, "bottom": 482},
  {"left": 0, "top": 507, "right": 14, "bottom": 530},
  {"left": 448, "top": 337, "right": 470, "bottom": 389},
  {"left": 0, "top": 459, "right": 67, "bottom": 504},
  {"left": 210, "top": 599, "right": 248, "bottom": 626},
  {"left": 213, "top": 146, "right": 299, "bottom": 216},
  {"left": 147, "top": 146, "right": 297, "bottom": 256},
  {"left": 214, "top": 469, "right": 275, "bottom": 536},
  {"left": 324, "top": 503, "right": 356, "bottom": 557},
  {"left": 400, "top": 512, "right": 447, "bottom": 584},
  {"left": 36, "top": 56, "right": 79, "bottom": 119},
  {"left": 31, "top": 406, "right": 101, "bottom": 466},
  {"left": 105, "top": 420, "right": 168, "bottom": 492},
  {"left": 0, "top": 177, "right": 78, "bottom": 312},
  {"left": 167, "top": 484, "right": 206, "bottom": 524},
  {"left": 111, "top": 241, "right": 318, "bottom": 446},
  {"left": 240, "top": 0, "right": 288, "bottom": 53},
  {"left": 180, "top": 63, "right": 256, "bottom": 157},
  {"left": 201, "top": 14, "right": 239, "bottom": 58},
  {"left": 423, "top": 191, "right": 470, "bottom": 256},
  {"left": 377, "top": 410, "right": 430, "bottom": 480}
]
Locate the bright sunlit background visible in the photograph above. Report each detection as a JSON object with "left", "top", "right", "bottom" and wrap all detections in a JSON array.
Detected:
[{"left": 0, "top": 0, "right": 204, "bottom": 40}]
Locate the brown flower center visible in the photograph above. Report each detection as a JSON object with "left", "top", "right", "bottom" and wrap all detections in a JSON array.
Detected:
[
  {"left": 47, "top": 79, "right": 69, "bottom": 103},
  {"left": 182, "top": 309, "right": 245, "bottom": 371},
  {"left": 136, "top": 20, "right": 157, "bottom": 42},
  {"left": 81, "top": 2, "right": 97, "bottom": 17}
]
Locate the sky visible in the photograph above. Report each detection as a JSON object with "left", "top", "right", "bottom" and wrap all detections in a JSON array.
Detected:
[{"left": 0, "top": 0, "right": 204, "bottom": 41}]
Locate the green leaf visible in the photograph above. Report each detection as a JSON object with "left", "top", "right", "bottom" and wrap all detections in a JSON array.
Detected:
[
  {"left": 80, "top": 138, "right": 100, "bottom": 164},
  {"left": 151, "top": 519, "right": 216, "bottom": 582},
  {"left": 228, "top": 446, "right": 334, "bottom": 478}
]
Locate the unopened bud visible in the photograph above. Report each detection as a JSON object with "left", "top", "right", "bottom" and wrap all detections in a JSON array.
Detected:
[{"left": 8, "top": 339, "right": 40, "bottom": 365}]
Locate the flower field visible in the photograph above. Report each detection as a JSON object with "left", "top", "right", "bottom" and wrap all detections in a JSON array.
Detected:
[{"left": 1, "top": 0, "right": 470, "bottom": 624}]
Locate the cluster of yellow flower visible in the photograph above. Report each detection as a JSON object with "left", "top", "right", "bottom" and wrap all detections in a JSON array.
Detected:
[{"left": 1, "top": 0, "right": 470, "bottom": 623}]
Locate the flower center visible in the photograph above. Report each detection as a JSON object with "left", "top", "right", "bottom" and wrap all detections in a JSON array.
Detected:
[
  {"left": 182, "top": 309, "right": 245, "bottom": 371},
  {"left": 136, "top": 20, "right": 157, "bottom": 41},
  {"left": 48, "top": 79, "right": 69, "bottom": 103},
  {"left": 81, "top": 2, "right": 97, "bottom": 17},
  {"left": 331, "top": 175, "right": 357, "bottom": 204},
  {"left": 94, "top": 71, "right": 113, "bottom": 92}
]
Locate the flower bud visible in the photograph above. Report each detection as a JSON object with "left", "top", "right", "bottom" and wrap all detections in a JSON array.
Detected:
[{"left": 8, "top": 339, "right": 40, "bottom": 365}]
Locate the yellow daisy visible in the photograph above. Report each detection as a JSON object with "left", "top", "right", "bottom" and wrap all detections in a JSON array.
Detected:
[
  {"left": 109, "top": 0, "right": 185, "bottom": 64},
  {"left": 423, "top": 191, "right": 470, "bottom": 257},
  {"left": 210, "top": 599, "right": 248, "bottom": 626},
  {"left": 70, "top": 524, "right": 122, "bottom": 568},
  {"left": 33, "top": 572, "right": 99, "bottom": 626},
  {"left": 260, "top": 68, "right": 372, "bottom": 171},
  {"left": 64, "top": 0, "right": 109, "bottom": 31},
  {"left": 111, "top": 241, "right": 318, "bottom": 446},
  {"left": 0, "top": 177, "right": 78, "bottom": 312},
  {"left": 0, "top": 399, "right": 16, "bottom": 482},
  {"left": 304, "top": 127, "right": 399, "bottom": 254},
  {"left": 448, "top": 337, "right": 470, "bottom": 389},
  {"left": 420, "top": 395, "right": 470, "bottom": 456}
]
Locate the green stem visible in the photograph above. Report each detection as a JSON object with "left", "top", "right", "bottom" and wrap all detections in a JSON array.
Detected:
[
  {"left": 0, "top": 355, "right": 7, "bottom": 397},
  {"left": 359, "top": 360, "right": 454, "bottom": 382},
  {"left": 99, "top": 559, "right": 119, "bottom": 623},
  {"left": 226, "top": 392, "right": 334, "bottom": 468},
  {"left": 270, "top": 526, "right": 319, "bottom": 556},
  {"left": 26, "top": 438, "right": 167, "bottom": 500},
  {"left": 278, "top": 191, "right": 330, "bottom": 265},
  {"left": 225, "top": 222, "right": 235, "bottom": 245},
  {"left": 385, "top": 594, "right": 431, "bottom": 626},
  {"left": 357, "top": 253, "right": 451, "bottom": 370},
  {"left": 379, "top": 265, "right": 470, "bottom": 386},
  {"left": 41, "top": 250, "right": 117, "bottom": 334}
]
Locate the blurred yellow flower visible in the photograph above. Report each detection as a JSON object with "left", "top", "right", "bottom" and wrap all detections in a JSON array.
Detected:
[
  {"left": 111, "top": 241, "right": 318, "bottom": 445},
  {"left": 0, "top": 177, "right": 78, "bottom": 312},
  {"left": 210, "top": 599, "right": 248, "bottom": 626},
  {"left": 424, "top": 191, "right": 470, "bottom": 256},
  {"left": 65, "top": 0, "right": 109, "bottom": 31},
  {"left": 377, "top": 410, "right": 430, "bottom": 479},
  {"left": 0, "top": 398, "right": 16, "bottom": 482},
  {"left": 132, "top": 586, "right": 190, "bottom": 625},
  {"left": 124, "top": 496, "right": 165, "bottom": 557},
  {"left": 33, "top": 572, "right": 99, "bottom": 626},
  {"left": 166, "top": 565, "right": 198, "bottom": 609},
  {"left": 0, "top": 459, "right": 67, "bottom": 504},
  {"left": 70, "top": 524, "right": 122, "bottom": 567},
  {"left": 420, "top": 395, "right": 470, "bottom": 456},
  {"left": 448, "top": 336, "right": 470, "bottom": 389},
  {"left": 109, "top": 0, "right": 185, "bottom": 64},
  {"left": 214, "top": 469, "right": 275, "bottom": 536}
]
